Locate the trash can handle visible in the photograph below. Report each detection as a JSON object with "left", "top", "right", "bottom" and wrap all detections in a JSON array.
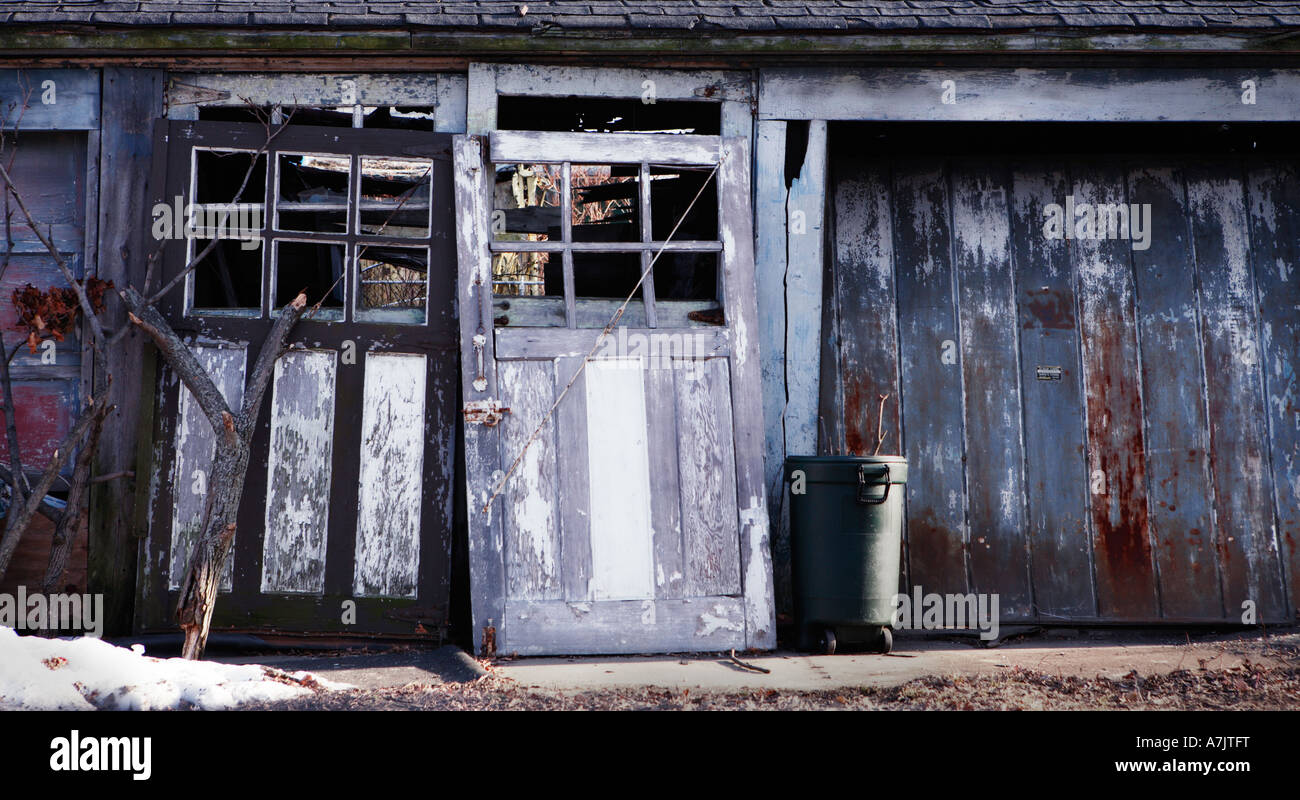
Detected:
[{"left": 857, "top": 464, "right": 891, "bottom": 505}]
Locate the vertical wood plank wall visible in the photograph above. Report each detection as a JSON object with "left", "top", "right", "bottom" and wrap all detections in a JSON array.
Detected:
[{"left": 825, "top": 153, "right": 1297, "bottom": 623}]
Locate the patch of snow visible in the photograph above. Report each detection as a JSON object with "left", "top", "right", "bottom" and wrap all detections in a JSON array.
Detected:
[{"left": 0, "top": 626, "right": 347, "bottom": 710}]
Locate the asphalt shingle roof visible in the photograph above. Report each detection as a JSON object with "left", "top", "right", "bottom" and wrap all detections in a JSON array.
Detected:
[{"left": 1, "top": 1, "right": 1298, "bottom": 31}]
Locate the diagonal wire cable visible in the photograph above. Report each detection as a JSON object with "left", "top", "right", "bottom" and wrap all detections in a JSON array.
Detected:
[{"left": 481, "top": 157, "right": 723, "bottom": 514}]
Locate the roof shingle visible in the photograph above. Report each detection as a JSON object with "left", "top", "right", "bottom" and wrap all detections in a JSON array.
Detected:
[{"left": 0, "top": 0, "right": 1294, "bottom": 31}]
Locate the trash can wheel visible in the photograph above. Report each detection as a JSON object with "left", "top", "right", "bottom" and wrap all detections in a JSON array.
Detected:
[
  {"left": 819, "top": 627, "right": 837, "bottom": 655},
  {"left": 876, "top": 626, "right": 893, "bottom": 654}
]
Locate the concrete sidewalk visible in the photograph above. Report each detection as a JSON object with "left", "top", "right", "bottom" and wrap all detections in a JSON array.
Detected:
[
  {"left": 218, "top": 629, "right": 1296, "bottom": 692},
  {"left": 491, "top": 630, "right": 1292, "bottom": 692},
  {"left": 214, "top": 645, "right": 488, "bottom": 689}
]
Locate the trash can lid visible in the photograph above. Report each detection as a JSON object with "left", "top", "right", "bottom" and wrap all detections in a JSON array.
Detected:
[{"left": 784, "top": 455, "right": 908, "bottom": 485}]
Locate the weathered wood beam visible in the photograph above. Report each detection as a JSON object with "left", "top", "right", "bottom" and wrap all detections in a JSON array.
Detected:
[
  {"left": 89, "top": 67, "right": 163, "bottom": 637},
  {"left": 761, "top": 67, "right": 1300, "bottom": 121}
]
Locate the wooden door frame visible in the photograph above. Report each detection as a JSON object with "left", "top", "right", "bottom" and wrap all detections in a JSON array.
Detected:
[{"left": 454, "top": 130, "right": 774, "bottom": 655}]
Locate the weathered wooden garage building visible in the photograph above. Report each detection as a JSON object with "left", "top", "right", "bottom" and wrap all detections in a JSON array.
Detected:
[{"left": 1, "top": 1, "right": 1298, "bottom": 654}]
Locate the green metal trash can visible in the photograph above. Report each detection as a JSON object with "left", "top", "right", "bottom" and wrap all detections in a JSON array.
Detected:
[{"left": 785, "top": 455, "right": 908, "bottom": 654}]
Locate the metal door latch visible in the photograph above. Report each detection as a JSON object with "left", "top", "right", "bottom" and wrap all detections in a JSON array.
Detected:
[
  {"left": 463, "top": 399, "right": 510, "bottom": 427},
  {"left": 472, "top": 332, "right": 488, "bottom": 392}
]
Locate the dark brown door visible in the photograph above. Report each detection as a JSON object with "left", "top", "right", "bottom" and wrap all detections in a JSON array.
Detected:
[{"left": 139, "top": 120, "right": 457, "bottom": 638}]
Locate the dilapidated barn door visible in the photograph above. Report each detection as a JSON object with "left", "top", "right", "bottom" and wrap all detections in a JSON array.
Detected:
[
  {"left": 139, "top": 120, "right": 457, "bottom": 637},
  {"left": 454, "top": 132, "right": 774, "bottom": 655},
  {"left": 825, "top": 126, "right": 1296, "bottom": 624}
]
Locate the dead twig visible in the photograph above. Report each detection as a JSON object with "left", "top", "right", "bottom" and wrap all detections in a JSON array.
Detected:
[
  {"left": 873, "top": 393, "right": 889, "bottom": 456},
  {"left": 728, "top": 649, "right": 772, "bottom": 674}
]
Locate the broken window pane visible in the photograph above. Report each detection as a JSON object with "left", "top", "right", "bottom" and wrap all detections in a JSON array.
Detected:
[
  {"left": 275, "top": 240, "right": 344, "bottom": 320},
  {"left": 194, "top": 149, "right": 266, "bottom": 205},
  {"left": 492, "top": 163, "right": 562, "bottom": 242},
  {"left": 574, "top": 251, "right": 644, "bottom": 300},
  {"left": 276, "top": 153, "right": 350, "bottom": 235},
  {"left": 492, "top": 250, "right": 564, "bottom": 327},
  {"left": 650, "top": 165, "right": 717, "bottom": 241},
  {"left": 356, "top": 244, "right": 428, "bottom": 324},
  {"left": 653, "top": 252, "right": 718, "bottom": 302},
  {"left": 492, "top": 250, "right": 557, "bottom": 297},
  {"left": 357, "top": 157, "right": 433, "bottom": 238},
  {"left": 571, "top": 164, "right": 639, "bottom": 243},
  {"left": 189, "top": 237, "right": 262, "bottom": 315},
  {"left": 360, "top": 106, "right": 434, "bottom": 131}
]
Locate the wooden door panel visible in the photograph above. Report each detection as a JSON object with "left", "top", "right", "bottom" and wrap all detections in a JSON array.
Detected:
[
  {"left": 168, "top": 342, "right": 246, "bottom": 593},
  {"left": 505, "top": 596, "right": 746, "bottom": 656},
  {"left": 583, "top": 357, "right": 657, "bottom": 601},
  {"left": 353, "top": 352, "right": 428, "bottom": 599},
  {"left": 259, "top": 348, "right": 337, "bottom": 595},
  {"left": 497, "top": 359, "right": 562, "bottom": 602},
  {"left": 645, "top": 363, "right": 686, "bottom": 600},
  {"left": 674, "top": 357, "right": 741, "bottom": 598}
]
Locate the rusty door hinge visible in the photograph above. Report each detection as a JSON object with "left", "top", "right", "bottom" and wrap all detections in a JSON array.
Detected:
[
  {"left": 166, "top": 79, "right": 232, "bottom": 108},
  {"left": 463, "top": 399, "right": 510, "bottom": 427}
]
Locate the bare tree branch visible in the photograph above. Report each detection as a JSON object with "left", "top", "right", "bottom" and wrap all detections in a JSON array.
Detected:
[
  {"left": 0, "top": 464, "right": 61, "bottom": 523},
  {"left": 0, "top": 190, "right": 28, "bottom": 503},
  {"left": 42, "top": 401, "right": 108, "bottom": 593},
  {"left": 121, "top": 285, "right": 234, "bottom": 444},
  {"left": 0, "top": 393, "right": 103, "bottom": 577},
  {"left": 0, "top": 158, "right": 109, "bottom": 353}
]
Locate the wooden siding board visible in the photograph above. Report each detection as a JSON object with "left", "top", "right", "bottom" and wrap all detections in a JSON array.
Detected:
[
  {"left": 951, "top": 162, "right": 1032, "bottom": 618},
  {"left": 1128, "top": 164, "right": 1224, "bottom": 620},
  {"left": 719, "top": 136, "right": 776, "bottom": 649},
  {"left": 434, "top": 73, "right": 468, "bottom": 134},
  {"left": 832, "top": 158, "right": 900, "bottom": 460},
  {"left": 891, "top": 161, "right": 969, "bottom": 596},
  {"left": 1008, "top": 164, "right": 1096, "bottom": 619},
  {"left": 1072, "top": 162, "right": 1159, "bottom": 620},
  {"left": 1189, "top": 164, "right": 1289, "bottom": 622},
  {"left": 754, "top": 120, "right": 787, "bottom": 521},
  {"left": 0, "top": 69, "right": 99, "bottom": 130},
  {"left": 1247, "top": 163, "right": 1300, "bottom": 618},
  {"left": 759, "top": 68, "right": 1300, "bottom": 123},
  {"left": 497, "top": 358, "right": 562, "bottom": 602},
  {"left": 675, "top": 357, "right": 741, "bottom": 598},
  {"left": 0, "top": 380, "right": 78, "bottom": 474},
  {"left": 783, "top": 120, "right": 826, "bottom": 460}
]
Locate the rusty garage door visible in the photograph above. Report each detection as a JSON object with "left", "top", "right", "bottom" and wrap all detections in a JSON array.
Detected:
[
  {"left": 822, "top": 123, "right": 1298, "bottom": 624},
  {"left": 138, "top": 120, "right": 457, "bottom": 638}
]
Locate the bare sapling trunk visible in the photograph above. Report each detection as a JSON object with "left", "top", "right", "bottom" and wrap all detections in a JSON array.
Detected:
[
  {"left": 0, "top": 150, "right": 113, "bottom": 586},
  {"left": 40, "top": 395, "right": 109, "bottom": 594},
  {"left": 123, "top": 286, "right": 307, "bottom": 659}
]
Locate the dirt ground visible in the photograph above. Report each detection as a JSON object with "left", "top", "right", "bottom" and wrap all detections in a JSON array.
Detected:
[{"left": 239, "top": 630, "right": 1300, "bottom": 711}]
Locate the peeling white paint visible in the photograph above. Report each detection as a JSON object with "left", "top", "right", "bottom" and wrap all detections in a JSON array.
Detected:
[
  {"left": 696, "top": 603, "right": 744, "bottom": 637},
  {"left": 353, "top": 352, "right": 426, "bottom": 598},
  {"left": 260, "top": 350, "right": 337, "bottom": 595}
]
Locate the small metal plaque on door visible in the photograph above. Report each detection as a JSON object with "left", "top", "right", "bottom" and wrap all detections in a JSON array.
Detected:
[{"left": 1036, "top": 365, "right": 1063, "bottom": 381}]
